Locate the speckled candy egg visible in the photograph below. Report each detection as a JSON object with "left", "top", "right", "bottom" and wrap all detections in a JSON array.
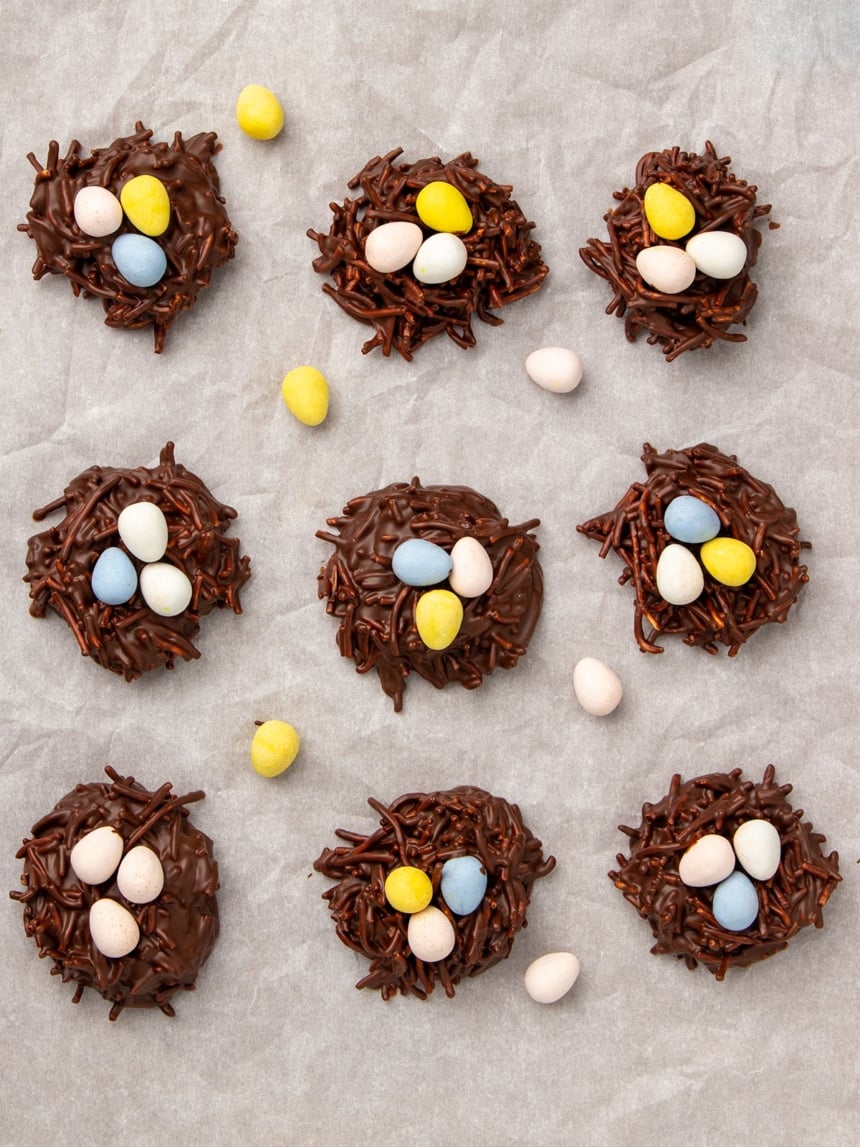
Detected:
[
  {"left": 407, "top": 905, "right": 456, "bottom": 962},
  {"left": 91, "top": 547, "right": 138, "bottom": 606},
  {"left": 525, "top": 346, "right": 584, "bottom": 394},
  {"left": 448, "top": 535, "right": 494, "bottom": 598},
  {"left": 573, "top": 657, "right": 623, "bottom": 717},
  {"left": 73, "top": 186, "right": 123, "bottom": 237},
  {"left": 712, "top": 870, "right": 759, "bottom": 932},
  {"left": 139, "top": 562, "right": 193, "bottom": 617},
  {"left": 365, "top": 221, "right": 424, "bottom": 274},
  {"left": 116, "top": 845, "right": 165, "bottom": 904},
  {"left": 440, "top": 855, "right": 488, "bottom": 915},
  {"left": 655, "top": 543, "right": 704, "bottom": 605},
  {"left": 678, "top": 833, "right": 736, "bottom": 888},
  {"left": 685, "top": 231, "right": 747, "bottom": 279},
  {"left": 412, "top": 232, "right": 468, "bottom": 284},
  {"left": 392, "top": 538, "right": 453, "bottom": 587},
  {"left": 663, "top": 495, "right": 721, "bottom": 544},
  {"left": 88, "top": 897, "right": 140, "bottom": 958},
  {"left": 700, "top": 537, "right": 756, "bottom": 587},
  {"left": 733, "top": 819, "right": 781, "bottom": 881},
  {"left": 112, "top": 232, "right": 167, "bottom": 288},
  {"left": 635, "top": 245, "right": 697, "bottom": 294},
  {"left": 117, "top": 501, "right": 169, "bottom": 563},
  {"left": 70, "top": 825, "right": 124, "bottom": 885},
  {"left": 524, "top": 952, "right": 581, "bottom": 1004}
]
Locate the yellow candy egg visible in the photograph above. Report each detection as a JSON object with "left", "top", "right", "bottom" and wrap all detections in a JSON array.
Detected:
[
  {"left": 415, "top": 181, "right": 473, "bottom": 234},
  {"left": 119, "top": 175, "right": 170, "bottom": 238},
  {"left": 643, "top": 182, "right": 696, "bottom": 241},
  {"left": 236, "top": 83, "right": 285, "bottom": 140},
  {"left": 415, "top": 589, "right": 464, "bottom": 651},
  {"left": 251, "top": 720, "right": 300, "bottom": 778},
  {"left": 281, "top": 365, "right": 329, "bottom": 426},
  {"left": 700, "top": 537, "right": 757, "bottom": 587},
  {"left": 384, "top": 866, "right": 433, "bottom": 914}
]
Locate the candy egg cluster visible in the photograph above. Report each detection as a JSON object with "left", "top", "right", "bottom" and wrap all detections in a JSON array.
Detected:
[
  {"left": 364, "top": 179, "right": 473, "bottom": 285},
  {"left": 384, "top": 854, "right": 488, "bottom": 963},
  {"left": 657, "top": 493, "right": 757, "bottom": 606},
  {"left": 679, "top": 819, "right": 782, "bottom": 932},
  {"left": 390, "top": 535, "right": 494, "bottom": 651},
  {"left": 73, "top": 173, "right": 172, "bottom": 288}
]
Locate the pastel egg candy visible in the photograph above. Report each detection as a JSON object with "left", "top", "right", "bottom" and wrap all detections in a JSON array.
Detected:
[
  {"left": 117, "top": 501, "right": 169, "bottom": 563},
  {"left": 412, "top": 232, "right": 468, "bottom": 284},
  {"left": 448, "top": 535, "right": 494, "bottom": 598},
  {"left": 365, "top": 221, "right": 424, "bottom": 274},
  {"left": 685, "top": 230, "right": 747, "bottom": 279},
  {"left": 663, "top": 495, "right": 720, "bottom": 545},
  {"left": 678, "top": 833, "right": 736, "bottom": 888},
  {"left": 415, "top": 588, "right": 464, "bottom": 651},
  {"left": 116, "top": 846, "right": 165, "bottom": 905},
  {"left": 440, "top": 855, "right": 488, "bottom": 915},
  {"left": 73, "top": 186, "right": 123, "bottom": 237},
  {"left": 733, "top": 819, "right": 781, "bottom": 882},
  {"left": 70, "top": 825, "right": 124, "bottom": 885},
  {"left": 635, "top": 245, "right": 697, "bottom": 294},
  {"left": 384, "top": 866, "right": 433, "bottom": 914},
  {"left": 119, "top": 174, "right": 171, "bottom": 238},
  {"left": 573, "top": 656, "right": 623, "bottom": 717},
  {"left": 407, "top": 906, "right": 456, "bottom": 962},
  {"left": 139, "top": 561, "right": 193, "bottom": 617},
  {"left": 524, "top": 952, "right": 581, "bottom": 1004},
  {"left": 700, "top": 537, "right": 756, "bottom": 587},
  {"left": 712, "top": 870, "right": 759, "bottom": 932},
  {"left": 281, "top": 365, "right": 329, "bottom": 427},
  {"left": 525, "top": 346, "right": 584, "bottom": 394},
  {"left": 89, "top": 897, "right": 140, "bottom": 959},
  {"left": 236, "top": 83, "right": 285, "bottom": 140},
  {"left": 391, "top": 538, "right": 452, "bottom": 587},
  {"left": 251, "top": 720, "right": 301, "bottom": 778},
  {"left": 91, "top": 547, "right": 138, "bottom": 606},
  {"left": 111, "top": 232, "right": 167, "bottom": 288},
  {"left": 655, "top": 543, "right": 704, "bottom": 605},
  {"left": 415, "top": 180, "right": 473, "bottom": 234},
  {"left": 643, "top": 182, "right": 696, "bottom": 240}
]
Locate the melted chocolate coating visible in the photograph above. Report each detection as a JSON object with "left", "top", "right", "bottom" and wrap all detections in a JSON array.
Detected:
[
  {"left": 10, "top": 767, "right": 220, "bottom": 1019},
  {"left": 308, "top": 148, "right": 548, "bottom": 359},
  {"left": 579, "top": 143, "right": 773, "bottom": 360},
  {"left": 314, "top": 786, "right": 556, "bottom": 999},
  {"left": 317, "top": 478, "right": 543, "bottom": 711},
  {"left": 610, "top": 766, "right": 841, "bottom": 978},
  {"left": 25, "top": 442, "right": 251, "bottom": 680},
  {"left": 577, "top": 443, "right": 809, "bottom": 655},
  {"left": 19, "top": 122, "right": 237, "bottom": 352}
]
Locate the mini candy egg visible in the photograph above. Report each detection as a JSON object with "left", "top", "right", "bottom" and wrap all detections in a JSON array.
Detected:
[
  {"left": 643, "top": 182, "right": 696, "bottom": 240},
  {"left": 573, "top": 657, "right": 623, "bottom": 717},
  {"left": 655, "top": 543, "right": 704, "bottom": 605},
  {"left": 70, "top": 825, "right": 124, "bottom": 885},
  {"left": 525, "top": 346, "right": 583, "bottom": 394},
  {"left": 712, "top": 870, "right": 759, "bottom": 932},
  {"left": 251, "top": 719, "right": 301, "bottom": 778},
  {"left": 440, "top": 855, "right": 488, "bottom": 915},
  {"left": 91, "top": 547, "right": 138, "bottom": 606},
  {"left": 384, "top": 866, "right": 433, "bottom": 914},
  {"left": 116, "top": 845, "right": 165, "bottom": 905},
  {"left": 236, "top": 83, "right": 285, "bottom": 140},
  {"left": 733, "top": 819, "right": 781, "bottom": 882},
  {"left": 365, "top": 221, "right": 424, "bottom": 274},
  {"left": 635, "top": 245, "right": 697, "bottom": 294},
  {"left": 415, "top": 588, "right": 464, "bottom": 650},
  {"left": 73, "top": 185, "right": 123, "bottom": 237},
  {"left": 663, "top": 495, "right": 721, "bottom": 544},
  {"left": 407, "top": 906, "right": 456, "bottom": 962},
  {"left": 111, "top": 232, "right": 167, "bottom": 288},
  {"left": 685, "top": 230, "right": 747, "bottom": 279},
  {"left": 139, "top": 561, "right": 193, "bottom": 617},
  {"left": 524, "top": 952, "right": 581, "bottom": 1004},
  {"left": 678, "top": 833, "right": 736, "bottom": 888},
  {"left": 117, "top": 501, "right": 169, "bottom": 563},
  {"left": 120, "top": 174, "right": 171, "bottom": 238},
  {"left": 448, "top": 535, "right": 494, "bottom": 598},
  {"left": 415, "top": 181, "right": 473, "bottom": 234},
  {"left": 391, "top": 538, "right": 453, "bottom": 587},
  {"left": 281, "top": 365, "right": 329, "bottom": 427},
  {"left": 412, "top": 232, "right": 468, "bottom": 284},
  {"left": 89, "top": 897, "right": 140, "bottom": 959},
  {"left": 700, "top": 537, "right": 756, "bottom": 587}
]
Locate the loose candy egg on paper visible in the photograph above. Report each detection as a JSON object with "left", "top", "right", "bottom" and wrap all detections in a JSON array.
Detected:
[
  {"left": 448, "top": 536, "right": 494, "bottom": 598},
  {"left": 89, "top": 897, "right": 140, "bottom": 959},
  {"left": 685, "top": 231, "right": 747, "bottom": 279},
  {"left": 525, "top": 346, "right": 583, "bottom": 394},
  {"left": 365, "top": 221, "right": 424, "bottom": 274},
  {"left": 643, "top": 182, "right": 696, "bottom": 240},
  {"left": 440, "top": 855, "right": 488, "bottom": 916},
  {"left": 119, "top": 174, "right": 171, "bottom": 238},
  {"left": 415, "top": 181, "right": 473, "bottom": 234},
  {"left": 524, "top": 952, "right": 581, "bottom": 1004},
  {"left": 139, "top": 562, "right": 193, "bottom": 617},
  {"left": 73, "top": 186, "right": 123, "bottom": 237},
  {"left": 384, "top": 866, "right": 433, "bottom": 914},
  {"left": 655, "top": 543, "right": 705, "bottom": 605},
  {"left": 413, "top": 232, "right": 468, "bottom": 284},
  {"left": 712, "top": 870, "right": 759, "bottom": 932},
  {"left": 415, "top": 588, "right": 464, "bottom": 650},
  {"left": 281, "top": 365, "right": 329, "bottom": 426},
  {"left": 407, "top": 905, "right": 456, "bottom": 962},
  {"left": 116, "top": 846, "right": 165, "bottom": 904},
  {"left": 573, "top": 657, "right": 623, "bottom": 717},
  {"left": 251, "top": 720, "right": 301, "bottom": 778},
  {"left": 678, "top": 833, "right": 735, "bottom": 888},
  {"left": 70, "top": 825, "right": 124, "bottom": 885},
  {"left": 700, "top": 537, "right": 756, "bottom": 587},
  {"left": 663, "top": 495, "right": 721, "bottom": 545},
  {"left": 635, "top": 245, "right": 697, "bottom": 294},
  {"left": 236, "top": 84, "right": 285, "bottom": 140},
  {"left": 91, "top": 547, "right": 138, "bottom": 606},
  {"left": 112, "top": 232, "right": 167, "bottom": 288},
  {"left": 117, "top": 501, "right": 169, "bottom": 563},
  {"left": 391, "top": 539, "right": 453, "bottom": 587},
  {"left": 733, "top": 819, "right": 781, "bottom": 881}
]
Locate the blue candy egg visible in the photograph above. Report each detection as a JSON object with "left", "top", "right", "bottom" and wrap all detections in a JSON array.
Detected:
[
  {"left": 440, "top": 855, "right": 488, "bottom": 916},
  {"left": 712, "top": 870, "right": 759, "bottom": 932},
  {"left": 111, "top": 232, "right": 167, "bottom": 288},
  {"left": 663, "top": 495, "right": 721, "bottom": 544},
  {"left": 391, "top": 538, "right": 453, "bottom": 587},
  {"left": 91, "top": 547, "right": 138, "bottom": 605}
]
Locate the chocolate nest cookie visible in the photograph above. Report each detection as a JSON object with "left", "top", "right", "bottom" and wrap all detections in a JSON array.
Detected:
[
  {"left": 314, "top": 786, "right": 556, "bottom": 999},
  {"left": 19, "top": 122, "right": 237, "bottom": 352},
  {"left": 308, "top": 148, "right": 548, "bottom": 359},
  {"left": 579, "top": 142, "right": 774, "bottom": 360},
  {"left": 609, "top": 766, "right": 841, "bottom": 979},
  {"left": 10, "top": 767, "right": 220, "bottom": 1019},
  {"left": 577, "top": 442, "right": 809, "bottom": 655},
  {"left": 316, "top": 478, "right": 543, "bottom": 711},
  {"left": 25, "top": 442, "right": 251, "bottom": 680}
]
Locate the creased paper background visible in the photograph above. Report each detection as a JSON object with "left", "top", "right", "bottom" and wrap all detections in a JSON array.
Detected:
[{"left": 0, "top": 2, "right": 857, "bottom": 1145}]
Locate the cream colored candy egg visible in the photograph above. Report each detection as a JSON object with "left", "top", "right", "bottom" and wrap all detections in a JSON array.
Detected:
[
  {"left": 89, "top": 898, "right": 140, "bottom": 959},
  {"left": 120, "top": 174, "right": 171, "bottom": 238},
  {"left": 524, "top": 952, "right": 581, "bottom": 1003},
  {"left": 74, "top": 186, "right": 123, "bottom": 237},
  {"left": 70, "top": 825, "right": 124, "bottom": 885},
  {"left": 116, "top": 846, "right": 164, "bottom": 904},
  {"left": 656, "top": 543, "right": 704, "bottom": 605},
  {"left": 573, "top": 657, "right": 623, "bottom": 717},
  {"left": 407, "top": 906, "right": 456, "bottom": 962},
  {"left": 635, "top": 245, "right": 697, "bottom": 294},
  {"left": 678, "top": 833, "right": 735, "bottom": 888},
  {"left": 448, "top": 536, "right": 494, "bottom": 598},
  {"left": 236, "top": 84, "right": 285, "bottom": 140},
  {"left": 117, "top": 501, "right": 168, "bottom": 563},
  {"left": 412, "top": 232, "right": 468, "bottom": 284},
  {"left": 733, "top": 819, "right": 781, "bottom": 881},
  {"left": 365, "top": 221, "right": 424, "bottom": 274},
  {"left": 251, "top": 720, "right": 301, "bottom": 778},
  {"left": 139, "top": 562, "right": 193, "bottom": 616},
  {"left": 685, "top": 231, "right": 747, "bottom": 279},
  {"left": 281, "top": 365, "right": 330, "bottom": 427},
  {"left": 525, "top": 346, "right": 583, "bottom": 394}
]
